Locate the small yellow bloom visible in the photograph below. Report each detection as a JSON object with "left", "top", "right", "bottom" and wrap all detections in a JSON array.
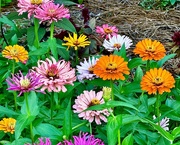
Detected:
[
  {"left": 62, "top": 33, "right": 90, "bottom": 50},
  {"left": 2, "top": 45, "right": 28, "bottom": 63},
  {"left": 0, "top": 118, "right": 16, "bottom": 134}
]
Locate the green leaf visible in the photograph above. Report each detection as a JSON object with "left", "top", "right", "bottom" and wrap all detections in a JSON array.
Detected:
[
  {"left": 172, "top": 126, "right": 180, "bottom": 139},
  {"left": 134, "top": 66, "right": 143, "bottom": 82},
  {"left": 15, "top": 114, "right": 35, "bottom": 139},
  {"left": 48, "top": 38, "right": 58, "bottom": 60},
  {"left": 0, "top": 105, "right": 18, "bottom": 116},
  {"left": 128, "top": 58, "right": 146, "bottom": 69},
  {"left": 63, "top": 98, "right": 72, "bottom": 139},
  {"left": 55, "top": 18, "right": 76, "bottom": 33},
  {"left": 57, "top": 40, "right": 70, "bottom": 60},
  {"left": 122, "top": 133, "right": 134, "bottom": 145},
  {"left": 157, "top": 54, "right": 176, "bottom": 67},
  {"left": 29, "top": 45, "right": 49, "bottom": 56},
  {"left": 170, "top": 0, "right": 176, "bottom": 5},
  {"left": 107, "top": 115, "right": 122, "bottom": 145},
  {"left": 54, "top": 0, "right": 76, "bottom": 6},
  {"left": 121, "top": 81, "right": 141, "bottom": 94},
  {"left": 10, "top": 34, "right": 18, "bottom": 45},
  {"left": 113, "top": 44, "right": 127, "bottom": 60},
  {"left": 0, "top": 15, "right": 17, "bottom": 31},
  {"left": 85, "top": 78, "right": 110, "bottom": 87},
  {"left": 5, "top": 138, "right": 31, "bottom": 145}
]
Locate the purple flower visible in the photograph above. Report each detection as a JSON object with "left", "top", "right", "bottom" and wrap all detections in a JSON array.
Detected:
[
  {"left": 6, "top": 70, "right": 42, "bottom": 96},
  {"left": 58, "top": 132, "right": 104, "bottom": 145},
  {"left": 25, "top": 137, "right": 51, "bottom": 145}
]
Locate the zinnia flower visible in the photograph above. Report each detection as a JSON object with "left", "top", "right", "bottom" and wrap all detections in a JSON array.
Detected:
[
  {"left": 6, "top": 70, "right": 42, "bottom": 96},
  {"left": 25, "top": 137, "right": 51, "bottom": 145},
  {"left": 153, "top": 115, "right": 169, "bottom": 131},
  {"left": 172, "top": 31, "right": 180, "bottom": 46},
  {"left": 141, "top": 68, "right": 175, "bottom": 95},
  {"left": 103, "top": 34, "right": 133, "bottom": 51},
  {"left": 96, "top": 24, "right": 118, "bottom": 39},
  {"left": 133, "top": 38, "right": 166, "bottom": 61},
  {"left": 0, "top": 118, "right": 16, "bottom": 134},
  {"left": 73, "top": 90, "right": 110, "bottom": 125},
  {"left": 93, "top": 55, "right": 130, "bottom": 80},
  {"left": 2, "top": 44, "right": 28, "bottom": 63},
  {"left": 62, "top": 33, "right": 91, "bottom": 50},
  {"left": 76, "top": 57, "right": 98, "bottom": 82},
  {"left": 34, "top": 2, "right": 70, "bottom": 23},
  {"left": 33, "top": 56, "right": 76, "bottom": 92},
  {"left": 58, "top": 132, "right": 104, "bottom": 145},
  {"left": 17, "top": 0, "right": 52, "bottom": 18}
]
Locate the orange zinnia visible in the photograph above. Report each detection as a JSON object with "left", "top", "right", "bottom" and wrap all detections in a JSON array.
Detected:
[
  {"left": 141, "top": 68, "right": 175, "bottom": 95},
  {"left": 93, "top": 55, "right": 130, "bottom": 80},
  {"left": 133, "top": 39, "right": 166, "bottom": 60},
  {"left": 2, "top": 44, "right": 28, "bottom": 63}
]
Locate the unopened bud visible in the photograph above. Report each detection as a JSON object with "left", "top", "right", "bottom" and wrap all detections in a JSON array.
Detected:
[{"left": 102, "top": 87, "right": 111, "bottom": 102}]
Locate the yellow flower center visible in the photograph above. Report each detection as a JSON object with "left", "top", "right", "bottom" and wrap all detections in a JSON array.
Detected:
[
  {"left": 88, "top": 65, "right": 94, "bottom": 73},
  {"left": 106, "top": 62, "right": 117, "bottom": 71},
  {"left": 146, "top": 46, "right": 155, "bottom": 52},
  {"left": 104, "top": 28, "right": 113, "bottom": 34},
  {"left": 113, "top": 43, "right": 121, "bottom": 49},
  {"left": 48, "top": 9, "right": 55, "bottom": 15},
  {"left": 20, "top": 78, "right": 30, "bottom": 88},
  {"left": 10, "top": 48, "right": 18, "bottom": 56},
  {"left": 47, "top": 65, "right": 58, "bottom": 77},
  {"left": 31, "top": 0, "right": 42, "bottom": 4},
  {"left": 153, "top": 77, "right": 163, "bottom": 86},
  {"left": 73, "top": 40, "right": 80, "bottom": 46},
  {"left": 89, "top": 98, "right": 100, "bottom": 106}
]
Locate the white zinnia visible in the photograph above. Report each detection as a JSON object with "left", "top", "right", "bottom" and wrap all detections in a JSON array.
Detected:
[
  {"left": 153, "top": 115, "right": 170, "bottom": 131},
  {"left": 76, "top": 57, "right": 98, "bottom": 82},
  {"left": 103, "top": 34, "right": 133, "bottom": 51}
]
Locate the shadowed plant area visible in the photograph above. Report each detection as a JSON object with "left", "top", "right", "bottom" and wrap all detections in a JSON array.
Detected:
[{"left": 0, "top": 0, "right": 180, "bottom": 145}]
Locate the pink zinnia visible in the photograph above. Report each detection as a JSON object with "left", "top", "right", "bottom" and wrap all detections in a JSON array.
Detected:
[
  {"left": 6, "top": 70, "right": 42, "bottom": 96},
  {"left": 73, "top": 90, "right": 110, "bottom": 125},
  {"left": 58, "top": 132, "right": 104, "bottom": 145},
  {"left": 33, "top": 56, "right": 76, "bottom": 92},
  {"left": 25, "top": 137, "right": 51, "bottom": 145},
  {"left": 17, "top": 0, "right": 52, "bottom": 19},
  {"left": 96, "top": 24, "right": 118, "bottom": 39},
  {"left": 34, "top": 2, "right": 70, "bottom": 23}
]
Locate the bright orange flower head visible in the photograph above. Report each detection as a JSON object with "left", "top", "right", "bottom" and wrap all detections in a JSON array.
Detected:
[
  {"left": 0, "top": 118, "right": 16, "bottom": 134},
  {"left": 133, "top": 39, "right": 166, "bottom": 60},
  {"left": 2, "top": 45, "right": 28, "bottom": 63},
  {"left": 141, "top": 68, "right": 175, "bottom": 95},
  {"left": 93, "top": 55, "right": 130, "bottom": 80}
]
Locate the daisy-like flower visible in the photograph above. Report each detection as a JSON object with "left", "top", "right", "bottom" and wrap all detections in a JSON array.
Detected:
[
  {"left": 34, "top": 2, "right": 70, "bottom": 24},
  {"left": 141, "top": 68, "right": 175, "bottom": 95},
  {"left": 103, "top": 34, "right": 133, "bottom": 51},
  {"left": 17, "top": 0, "right": 52, "bottom": 18},
  {"left": 25, "top": 137, "right": 51, "bottom": 145},
  {"left": 133, "top": 38, "right": 166, "bottom": 61},
  {"left": 6, "top": 70, "right": 42, "bottom": 96},
  {"left": 76, "top": 57, "right": 98, "bottom": 82},
  {"left": 172, "top": 31, "right": 180, "bottom": 46},
  {"left": 93, "top": 55, "right": 130, "bottom": 80},
  {"left": 2, "top": 44, "right": 28, "bottom": 64},
  {"left": 33, "top": 56, "right": 76, "bottom": 92},
  {"left": 153, "top": 115, "right": 169, "bottom": 131},
  {"left": 62, "top": 33, "right": 91, "bottom": 50},
  {"left": 0, "top": 118, "right": 16, "bottom": 134},
  {"left": 73, "top": 90, "right": 110, "bottom": 125},
  {"left": 58, "top": 132, "right": 104, "bottom": 145},
  {"left": 96, "top": 24, "right": 118, "bottom": 39}
]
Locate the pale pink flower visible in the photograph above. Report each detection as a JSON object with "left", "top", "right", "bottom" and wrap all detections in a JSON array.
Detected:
[
  {"left": 76, "top": 57, "right": 98, "bottom": 82},
  {"left": 17, "top": 0, "right": 52, "bottom": 19},
  {"left": 33, "top": 56, "right": 76, "bottom": 92},
  {"left": 103, "top": 34, "right": 133, "bottom": 51},
  {"left": 153, "top": 115, "right": 170, "bottom": 131},
  {"left": 73, "top": 90, "right": 110, "bottom": 125},
  {"left": 34, "top": 2, "right": 70, "bottom": 23},
  {"left": 96, "top": 24, "right": 118, "bottom": 39}
]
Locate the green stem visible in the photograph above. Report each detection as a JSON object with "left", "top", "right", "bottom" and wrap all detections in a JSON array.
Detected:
[
  {"left": 72, "top": 122, "right": 87, "bottom": 130},
  {"left": 155, "top": 93, "right": 160, "bottom": 126},
  {"left": 13, "top": 92, "right": 17, "bottom": 111},
  {"left": 146, "top": 60, "right": 150, "bottom": 71},
  {"left": 51, "top": 93, "right": 54, "bottom": 120},
  {"left": 110, "top": 80, "right": 114, "bottom": 101},
  {"left": 89, "top": 122, "right": 92, "bottom": 135},
  {"left": 118, "top": 129, "right": 121, "bottom": 145},
  {"left": 75, "top": 50, "right": 78, "bottom": 65},
  {"left": 34, "top": 18, "right": 40, "bottom": 48},
  {"left": 50, "top": 22, "right": 54, "bottom": 39}
]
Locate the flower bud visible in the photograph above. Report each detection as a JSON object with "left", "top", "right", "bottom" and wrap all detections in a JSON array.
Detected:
[{"left": 102, "top": 87, "right": 111, "bottom": 102}]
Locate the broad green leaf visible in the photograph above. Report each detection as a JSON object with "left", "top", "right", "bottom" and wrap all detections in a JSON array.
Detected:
[
  {"left": 85, "top": 78, "right": 110, "bottom": 87},
  {"left": 10, "top": 34, "right": 18, "bottom": 45},
  {"left": 107, "top": 115, "right": 122, "bottom": 145},
  {"left": 5, "top": 138, "right": 31, "bottom": 145},
  {"left": 48, "top": 38, "right": 58, "bottom": 60},
  {"left": 29, "top": 45, "right": 49, "bottom": 56},
  {"left": 0, "top": 15, "right": 17, "bottom": 31},
  {"left": 55, "top": 0, "right": 76, "bottom": 6},
  {"left": 122, "top": 114, "right": 142, "bottom": 125},
  {"left": 157, "top": 54, "right": 176, "bottom": 67},
  {"left": 121, "top": 81, "right": 141, "bottom": 94},
  {"left": 128, "top": 58, "right": 145, "bottom": 69},
  {"left": 55, "top": 18, "right": 76, "bottom": 33},
  {"left": 170, "top": 0, "right": 176, "bottom": 5},
  {"left": 122, "top": 133, "right": 134, "bottom": 145},
  {"left": 172, "top": 126, "right": 180, "bottom": 139},
  {"left": 113, "top": 44, "right": 127, "bottom": 60},
  {"left": 134, "top": 66, "right": 143, "bottom": 82},
  {"left": 0, "top": 105, "right": 18, "bottom": 116},
  {"left": 57, "top": 40, "right": 70, "bottom": 60},
  {"left": 15, "top": 114, "right": 35, "bottom": 139}
]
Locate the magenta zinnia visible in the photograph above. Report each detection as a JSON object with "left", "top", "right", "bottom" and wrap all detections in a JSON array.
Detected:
[
  {"left": 58, "top": 132, "right": 104, "bottom": 145},
  {"left": 33, "top": 56, "right": 76, "bottom": 92},
  {"left": 34, "top": 2, "right": 70, "bottom": 23},
  {"left": 6, "top": 70, "right": 42, "bottom": 96},
  {"left": 25, "top": 137, "right": 51, "bottom": 145},
  {"left": 73, "top": 90, "right": 110, "bottom": 125}
]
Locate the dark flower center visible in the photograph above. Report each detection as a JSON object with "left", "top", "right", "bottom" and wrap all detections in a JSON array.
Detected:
[
  {"left": 73, "top": 40, "right": 80, "bottom": 46},
  {"left": 146, "top": 46, "right": 155, "bottom": 52},
  {"left": 89, "top": 98, "right": 100, "bottom": 106},
  {"left": 153, "top": 77, "right": 163, "bottom": 86},
  {"left": 113, "top": 43, "right": 121, "bottom": 49},
  {"left": 47, "top": 64, "right": 58, "bottom": 78},
  {"left": 31, "top": 0, "right": 42, "bottom": 4},
  {"left": 104, "top": 28, "right": 113, "bottom": 34},
  {"left": 106, "top": 62, "right": 117, "bottom": 71},
  {"left": 88, "top": 65, "right": 95, "bottom": 74}
]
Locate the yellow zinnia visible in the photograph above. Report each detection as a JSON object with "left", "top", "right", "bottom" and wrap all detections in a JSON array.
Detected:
[
  {"left": 141, "top": 68, "right": 175, "bottom": 95},
  {"left": 2, "top": 45, "right": 28, "bottom": 63},
  {"left": 93, "top": 55, "right": 130, "bottom": 80},
  {"left": 0, "top": 118, "right": 16, "bottom": 134},
  {"left": 62, "top": 33, "right": 90, "bottom": 50},
  {"left": 133, "top": 38, "right": 166, "bottom": 60}
]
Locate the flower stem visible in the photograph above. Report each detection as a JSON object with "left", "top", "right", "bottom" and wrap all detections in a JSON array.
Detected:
[
  {"left": 75, "top": 50, "right": 78, "bottom": 65},
  {"left": 13, "top": 92, "right": 17, "bottom": 111},
  {"left": 50, "top": 93, "right": 54, "bottom": 120},
  {"left": 155, "top": 93, "right": 160, "bottom": 126},
  {"left": 118, "top": 129, "right": 121, "bottom": 145},
  {"left": 50, "top": 22, "right": 54, "bottom": 39},
  {"left": 34, "top": 18, "right": 40, "bottom": 48},
  {"left": 72, "top": 122, "right": 87, "bottom": 130},
  {"left": 110, "top": 80, "right": 114, "bottom": 101},
  {"left": 89, "top": 122, "right": 92, "bottom": 135}
]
